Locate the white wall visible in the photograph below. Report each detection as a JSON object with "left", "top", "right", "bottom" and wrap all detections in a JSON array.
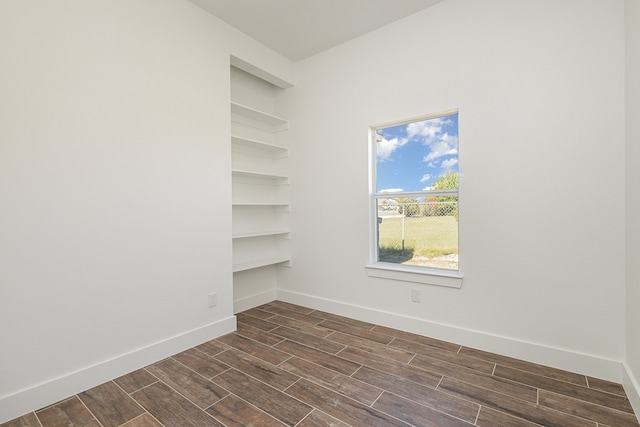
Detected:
[
  {"left": 625, "top": 0, "right": 640, "bottom": 415},
  {"left": 0, "top": 0, "right": 292, "bottom": 422},
  {"left": 278, "top": 0, "right": 627, "bottom": 379}
]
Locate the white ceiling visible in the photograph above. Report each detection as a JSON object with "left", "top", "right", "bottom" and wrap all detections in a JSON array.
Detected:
[{"left": 189, "top": 0, "right": 445, "bottom": 62}]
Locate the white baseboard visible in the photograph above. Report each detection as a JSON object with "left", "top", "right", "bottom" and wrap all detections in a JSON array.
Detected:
[
  {"left": 623, "top": 363, "right": 640, "bottom": 423},
  {"left": 276, "top": 289, "right": 624, "bottom": 383},
  {"left": 0, "top": 316, "right": 236, "bottom": 424},
  {"left": 234, "top": 289, "right": 277, "bottom": 313}
]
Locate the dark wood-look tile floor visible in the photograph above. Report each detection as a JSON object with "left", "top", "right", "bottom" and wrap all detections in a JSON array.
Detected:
[{"left": 3, "top": 301, "right": 639, "bottom": 427}]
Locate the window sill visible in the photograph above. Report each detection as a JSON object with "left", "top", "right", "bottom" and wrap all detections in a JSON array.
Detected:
[{"left": 365, "top": 263, "right": 463, "bottom": 288}]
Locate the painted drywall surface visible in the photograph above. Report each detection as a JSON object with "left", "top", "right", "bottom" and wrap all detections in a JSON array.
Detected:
[
  {"left": 278, "top": 0, "right": 626, "bottom": 365},
  {"left": 0, "top": 0, "right": 291, "bottom": 414},
  {"left": 626, "top": 0, "right": 640, "bottom": 411}
]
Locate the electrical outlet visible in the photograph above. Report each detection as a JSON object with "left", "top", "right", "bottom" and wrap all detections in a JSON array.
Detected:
[
  {"left": 411, "top": 288, "right": 421, "bottom": 303},
  {"left": 208, "top": 292, "right": 217, "bottom": 308}
]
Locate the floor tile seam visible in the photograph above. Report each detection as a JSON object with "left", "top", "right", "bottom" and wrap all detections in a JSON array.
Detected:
[
  {"left": 145, "top": 375, "right": 224, "bottom": 421},
  {"left": 306, "top": 309, "right": 365, "bottom": 327},
  {"left": 25, "top": 411, "right": 45, "bottom": 427},
  {"left": 217, "top": 367, "right": 313, "bottom": 416},
  {"left": 454, "top": 391, "right": 578, "bottom": 427},
  {"left": 233, "top": 326, "right": 287, "bottom": 347},
  {"left": 193, "top": 342, "right": 228, "bottom": 358},
  {"left": 494, "top": 363, "right": 603, "bottom": 391},
  {"left": 216, "top": 352, "right": 300, "bottom": 391},
  {"left": 387, "top": 342, "right": 496, "bottom": 374},
  {"left": 587, "top": 385, "right": 629, "bottom": 398},
  {"left": 324, "top": 333, "right": 409, "bottom": 359},
  {"left": 275, "top": 338, "right": 341, "bottom": 359},
  {"left": 172, "top": 353, "right": 232, "bottom": 380},
  {"left": 474, "top": 404, "right": 481, "bottom": 425},
  {"left": 339, "top": 346, "right": 443, "bottom": 386},
  {"left": 265, "top": 319, "right": 336, "bottom": 338},
  {"left": 308, "top": 316, "right": 326, "bottom": 327},
  {"left": 537, "top": 388, "right": 640, "bottom": 420},
  {"left": 279, "top": 356, "right": 383, "bottom": 405},
  {"left": 371, "top": 325, "right": 463, "bottom": 352},
  {"left": 365, "top": 374, "right": 482, "bottom": 425},
  {"left": 437, "top": 377, "right": 605, "bottom": 427},
  {"left": 385, "top": 375, "right": 490, "bottom": 423},
  {"left": 386, "top": 336, "right": 465, "bottom": 357},
  {"left": 146, "top": 360, "right": 229, "bottom": 411},
  {"left": 586, "top": 376, "right": 629, "bottom": 396},
  {"left": 283, "top": 372, "right": 381, "bottom": 412},
  {"left": 271, "top": 302, "right": 316, "bottom": 316},
  {"left": 349, "top": 365, "right": 386, "bottom": 408},
  {"left": 116, "top": 374, "right": 159, "bottom": 396},
  {"left": 279, "top": 330, "right": 346, "bottom": 355},
  {"left": 318, "top": 323, "right": 394, "bottom": 346},
  {"left": 477, "top": 406, "right": 547, "bottom": 427},
  {"left": 158, "top": 355, "right": 226, "bottom": 388},
  {"left": 74, "top": 393, "right": 107, "bottom": 427},
  {"left": 208, "top": 392, "right": 288, "bottom": 427},
  {"left": 117, "top": 411, "right": 163, "bottom": 427},
  {"left": 410, "top": 353, "right": 503, "bottom": 384},
  {"left": 317, "top": 318, "right": 381, "bottom": 335},
  {"left": 236, "top": 317, "right": 280, "bottom": 333},
  {"left": 367, "top": 396, "right": 418, "bottom": 427},
  {"left": 458, "top": 348, "right": 572, "bottom": 375},
  {"left": 491, "top": 366, "right": 635, "bottom": 412},
  {"left": 263, "top": 310, "right": 324, "bottom": 326},
  {"left": 436, "top": 374, "right": 540, "bottom": 408},
  {"left": 352, "top": 360, "right": 443, "bottom": 393},
  {"left": 129, "top": 369, "right": 162, "bottom": 395},
  {"left": 214, "top": 347, "right": 293, "bottom": 385},
  {"left": 34, "top": 395, "right": 78, "bottom": 414},
  {"left": 374, "top": 389, "right": 478, "bottom": 426},
  {"left": 265, "top": 334, "right": 288, "bottom": 348},
  {"left": 292, "top": 408, "right": 342, "bottom": 427},
  {"left": 296, "top": 383, "right": 411, "bottom": 427},
  {"left": 106, "top": 378, "right": 150, "bottom": 421},
  {"left": 221, "top": 333, "right": 292, "bottom": 363},
  {"left": 260, "top": 311, "right": 278, "bottom": 321},
  {"left": 36, "top": 413, "right": 44, "bottom": 427}
]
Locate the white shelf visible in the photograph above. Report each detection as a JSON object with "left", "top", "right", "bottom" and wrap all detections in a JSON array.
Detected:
[
  {"left": 231, "top": 102, "right": 288, "bottom": 132},
  {"left": 230, "top": 69, "right": 292, "bottom": 279},
  {"left": 233, "top": 257, "right": 291, "bottom": 272},
  {"left": 231, "top": 135, "right": 288, "bottom": 154},
  {"left": 232, "top": 202, "right": 289, "bottom": 207},
  {"left": 233, "top": 230, "right": 289, "bottom": 239},
  {"left": 232, "top": 169, "right": 288, "bottom": 180}
]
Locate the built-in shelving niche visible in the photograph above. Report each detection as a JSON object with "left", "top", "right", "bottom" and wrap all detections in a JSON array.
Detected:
[{"left": 230, "top": 63, "right": 292, "bottom": 309}]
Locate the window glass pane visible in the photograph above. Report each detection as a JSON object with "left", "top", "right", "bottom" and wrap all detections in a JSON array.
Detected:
[
  {"left": 373, "top": 112, "right": 459, "bottom": 271},
  {"left": 377, "top": 196, "right": 458, "bottom": 270},
  {"left": 376, "top": 113, "right": 458, "bottom": 193}
]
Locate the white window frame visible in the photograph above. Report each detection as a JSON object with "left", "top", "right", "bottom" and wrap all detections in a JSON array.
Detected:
[{"left": 365, "top": 110, "right": 463, "bottom": 288}]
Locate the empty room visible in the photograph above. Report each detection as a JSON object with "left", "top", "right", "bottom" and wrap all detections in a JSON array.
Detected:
[{"left": 1, "top": 0, "right": 639, "bottom": 425}]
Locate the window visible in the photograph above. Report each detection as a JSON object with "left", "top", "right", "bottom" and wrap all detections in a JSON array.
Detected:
[{"left": 368, "top": 110, "right": 461, "bottom": 286}]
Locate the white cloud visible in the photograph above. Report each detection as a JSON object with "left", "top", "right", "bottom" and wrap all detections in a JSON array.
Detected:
[
  {"left": 376, "top": 137, "right": 407, "bottom": 162},
  {"left": 422, "top": 186, "right": 433, "bottom": 191},
  {"left": 423, "top": 136, "right": 458, "bottom": 162},
  {"left": 404, "top": 118, "right": 458, "bottom": 165},
  {"left": 419, "top": 174, "right": 432, "bottom": 183},
  {"left": 441, "top": 158, "right": 458, "bottom": 170},
  {"left": 406, "top": 117, "right": 453, "bottom": 141},
  {"left": 380, "top": 188, "right": 404, "bottom": 193}
]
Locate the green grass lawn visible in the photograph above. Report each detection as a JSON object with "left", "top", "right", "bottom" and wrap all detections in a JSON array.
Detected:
[{"left": 378, "top": 215, "right": 458, "bottom": 264}]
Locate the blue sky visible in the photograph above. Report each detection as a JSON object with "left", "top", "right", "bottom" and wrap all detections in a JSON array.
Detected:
[{"left": 375, "top": 113, "right": 458, "bottom": 193}]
